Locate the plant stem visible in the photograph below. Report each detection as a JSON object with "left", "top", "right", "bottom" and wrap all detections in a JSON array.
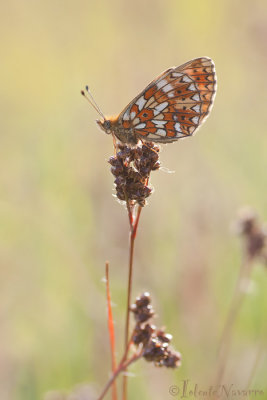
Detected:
[
  {"left": 122, "top": 204, "right": 142, "bottom": 400},
  {"left": 97, "top": 352, "right": 142, "bottom": 400},
  {"left": 215, "top": 255, "right": 253, "bottom": 386},
  {"left": 105, "top": 262, "right": 117, "bottom": 400},
  {"left": 245, "top": 332, "right": 266, "bottom": 391},
  {"left": 124, "top": 225, "right": 136, "bottom": 346},
  {"left": 120, "top": 330, "right": 136, "bottom": 366}
]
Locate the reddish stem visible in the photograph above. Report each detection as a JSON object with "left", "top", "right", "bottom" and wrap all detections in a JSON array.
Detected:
[
  {"left": 105, "top": 262, "right": 117, "bottom": 400},
  {"left": 122, "top": 204, "right": 142, "bottom": 400},
  {"left": 132, "top": 205, "right": 142, "bottom": 239},
  {"left": 120, "top": 330, "right": 135, "bottom": 366},
  {"left": 97, "top": 352, "right": 142, "bottom": 400}
]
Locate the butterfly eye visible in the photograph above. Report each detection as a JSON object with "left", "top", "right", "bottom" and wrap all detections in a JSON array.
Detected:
[{"left": 103, "top": 120, "right": 112, "bottom": 134}]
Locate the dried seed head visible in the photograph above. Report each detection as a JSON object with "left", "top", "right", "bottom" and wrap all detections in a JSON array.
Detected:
[
  {"left": 131, "top": 292, "right": 182, "bottom": 369},
  {"left": 135, "top": 292, "right": 151, "bottom": 307},
  {"left": 142, "top": 334, "right": 181, "bottom": 368},
  {"left": 162, "top": 350, "right": 182, "bottom": 368},
  {"left": 108, "top": 143, "right": 160, "bottom": 207},
  {"left": 235, "top": 207, "right": 258, "bottom": 236},
  {"left": 235, "top": 207, "right": 267, "bottom": 262},
  {"left": 156, "top": 328, "right": 173, "bottom": 343},
  {"left": 132, "top": 323, "right": 156, "bottom": 345},
  {"left": 143, "top": 338, "right": 168, "bottom": 362},
  {"left": 130, "top": 292, "right": 154, "bottom": 323}
]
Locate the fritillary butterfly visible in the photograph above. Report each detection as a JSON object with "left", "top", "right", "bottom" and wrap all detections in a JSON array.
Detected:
[{"left": 82, "top": 57, "right": 217, "bottom": 145}]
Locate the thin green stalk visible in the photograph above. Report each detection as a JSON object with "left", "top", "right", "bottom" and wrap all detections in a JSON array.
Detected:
[{"left": 215, "top": 255, "right": 253, "bottom": 386}]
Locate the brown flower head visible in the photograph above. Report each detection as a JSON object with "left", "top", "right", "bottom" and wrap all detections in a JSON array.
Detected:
[
  {"left": 130, "top": 292, "right": 155, "bottom": 323},
  {"left": 108, "top": 143, "right": 160, "bottom": 207},
  {"left": 130, "top": 293, "right": 182, "bottom": 369},
  {"left": 235, "top": 207, "right": 267, "bottom": 263}
]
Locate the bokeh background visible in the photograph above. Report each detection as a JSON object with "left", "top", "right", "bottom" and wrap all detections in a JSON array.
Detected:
[{"left": 1, "top": 0, "right": 267, "bottom": 399}]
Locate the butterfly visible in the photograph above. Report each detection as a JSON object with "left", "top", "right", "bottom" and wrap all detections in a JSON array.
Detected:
[{"left": 82, "top": 57, "right": 216, "bottom": 145}]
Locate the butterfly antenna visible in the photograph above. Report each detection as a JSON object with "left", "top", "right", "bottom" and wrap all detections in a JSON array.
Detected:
[{"left": 81, "top": 86, "right": 105, "bottom": 120}]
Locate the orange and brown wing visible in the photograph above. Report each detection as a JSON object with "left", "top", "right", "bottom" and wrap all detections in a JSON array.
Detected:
[{"left": 119, "top": 57, "right": 217, "bottom": 143}]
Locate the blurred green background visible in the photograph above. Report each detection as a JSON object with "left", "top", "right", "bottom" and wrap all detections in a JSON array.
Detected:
[{"left": 1, "top": 0, "right": 267, "bottom": 399}]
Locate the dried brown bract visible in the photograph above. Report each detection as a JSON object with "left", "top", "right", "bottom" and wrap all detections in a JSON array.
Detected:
[
  {"left": 108, "top": 143, "right": 160, "bottom": 207},
  {"left": 130, "top": 292, "right": 155, "bottom": 323},
  {"left": 131, "top": 292, "right": 182, "bottom": 369},
  {"left": 235, "top": 207, "right": 267, "bottom": 263}
]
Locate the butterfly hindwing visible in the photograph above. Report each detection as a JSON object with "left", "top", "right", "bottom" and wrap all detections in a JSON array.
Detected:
[{"left": 119, "top": 57, "right": 216, "bottom": 143}]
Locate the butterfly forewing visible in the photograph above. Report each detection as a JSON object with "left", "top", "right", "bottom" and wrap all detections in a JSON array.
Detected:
[{"left": 119, "top": 57, "right": 216, "bottom": 143}]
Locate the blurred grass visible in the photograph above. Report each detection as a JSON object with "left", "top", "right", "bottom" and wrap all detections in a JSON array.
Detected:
[{"left": 1, "top": 0, "right": 267, "bottom": 399}]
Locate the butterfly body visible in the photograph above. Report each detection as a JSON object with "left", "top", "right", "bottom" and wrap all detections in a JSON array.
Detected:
[
  {"left": 95, "top": 57, "right": 216, "bottom": 145},
  {"left": 97, "top": 117, "right": 139, "bottom": 144}
]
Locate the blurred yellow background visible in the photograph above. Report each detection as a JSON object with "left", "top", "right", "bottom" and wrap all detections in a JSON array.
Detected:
[{"left": 1, "top": 0, "right": 267, "bottom": 399}]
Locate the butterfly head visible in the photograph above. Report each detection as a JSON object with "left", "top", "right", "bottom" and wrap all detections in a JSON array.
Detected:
[{"left": 97, "top": 119, "right": 112, "bottom": 135}]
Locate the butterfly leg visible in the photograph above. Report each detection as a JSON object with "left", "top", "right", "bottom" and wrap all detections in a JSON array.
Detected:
[{"left": 141, "top": 140, "right": 161, "bottom": 155}]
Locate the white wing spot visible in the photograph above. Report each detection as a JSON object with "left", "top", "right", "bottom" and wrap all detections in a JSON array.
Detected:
[
  {"left": 135, "top": 123, "right": 146, "bottom": 129},
  {"left": 152, "top": 120, "right": 168, "bottom": 128},
  {"left": 192, "top": 104, "right": 200, "bottom": 113},
  {"left": 192, "top": 116, "right": 199, "bottom": 124},
  {"left": 168, "top": 92, "right": 175, "bottom": 98},
  {"left": 153, "top": 101, "right": 168, "bottom": 116},
  {"left": 175, "top": 122, "right": 182, "bottom": 132},
  {"left": 156, "top": 79, "right": 168, "bottom": 89},
  {"left": 133, "top": 117, "right": 140, "bottom": 125},
  {"left": 192, "top": 93, "right": 200, "bottom": 101},
  {"left": 173, "top": 115, "right": 178, "bottom": 121},
  {"left": 155, "top": 129, "right": 166, "bottom": 136},
  {"left": 130, "top": 111, "right": 136, "bottom": 119},
  {"left": 136, "top": 96, "right": 146, "bottom": 111},
  {"left": 172, "top": 72, "right": 183, "bottom": 78},
  {"left": 123, "top": 109, "right": 130, "bottom": 120},
  {"left": 188, "top": 83, "right": 196, "bottom": 91},
  {"left": 146, "top": 96, "right": 155, "bottom": 107},
  {"left": 162, "top": 83, "right": 173, "bottom": 93},
  {"left": 182, "top": 75, "right": 192, "bottom": 83}
]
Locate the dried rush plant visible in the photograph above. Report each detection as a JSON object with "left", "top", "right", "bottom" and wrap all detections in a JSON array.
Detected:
[
  {"left": 89, "top": 141, "right": 182, "bottom": 400},
  {"left": 81, "top": 57, "right": 217, "bottom": 400},
  {"left": 214, "top": 207, "right": 267, "bottom": 390}
]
